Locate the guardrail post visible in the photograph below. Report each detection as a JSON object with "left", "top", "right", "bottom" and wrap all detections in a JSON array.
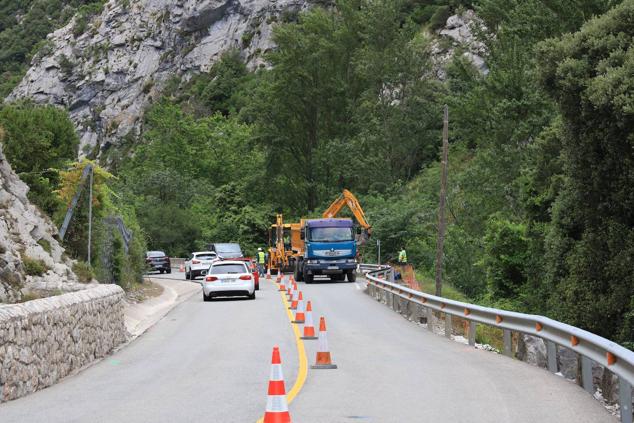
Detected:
[
  {"left": 427, "top": 308, "right": 434, "bottom": 332},
  {"left": 444, "top": 313, "right": 451, "bottom": 338},
  {"left": 547, "top": 341, "right": 558, "bottom": 373},
  {"left": 581, "top": 356, "right": 594, "bottom": 394},
  {"left": 468, "top": 321, "right": 476, "bottom": 346},
  {"left": 620, "top": 378, "right": 633, "bottom": 423},
  {"left": 503, "top": 329, "right": 512, "bottom": 357}
]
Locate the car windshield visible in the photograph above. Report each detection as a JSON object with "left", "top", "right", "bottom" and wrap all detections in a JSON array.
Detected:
[
  {"left": 147, "top": 251, "right": 165, "bottom": 257},
  {"left": 210, "top": 264, "right": 247, "bottom": 274},
  {"left": 309, "top": 227, "right": 353, "bottom": 242},
  {"left": 215, "top": 244, "right": 242, "bottom": 253},
  {"left": 196, "top": 254, "right": 216, "bottom": 260}
]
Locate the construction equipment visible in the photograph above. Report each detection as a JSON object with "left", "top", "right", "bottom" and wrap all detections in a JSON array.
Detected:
[
  {"left": 268, "top": 214, "right": 297, "bottom": 274},
  {"left": 270, "top": 190, "right": 370, "bottom": 282},
  {"left": 322, "top": 189, "right": 372, "bottom": 244}
]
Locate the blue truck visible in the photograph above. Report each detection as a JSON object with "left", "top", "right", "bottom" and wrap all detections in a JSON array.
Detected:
[{"left": 293, "top": 218, "right": 358, "bottom": 283}]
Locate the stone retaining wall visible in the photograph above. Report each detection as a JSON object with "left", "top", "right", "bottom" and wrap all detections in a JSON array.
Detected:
[{"left": 0, "top": 285, "right": 128, "bottom": 402}]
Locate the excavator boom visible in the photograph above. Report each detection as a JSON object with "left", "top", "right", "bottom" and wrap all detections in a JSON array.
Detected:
[{"left": 323, "top": 189, "right": 371, "bottom": 231}]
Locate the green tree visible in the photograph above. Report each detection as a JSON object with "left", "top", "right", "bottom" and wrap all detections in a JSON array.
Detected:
[
  {"left": 0, "top": 102, "right": 78, "bottom": 215},
  {"left": 536, "top": 0, "right": 634, "bottom": 342}
]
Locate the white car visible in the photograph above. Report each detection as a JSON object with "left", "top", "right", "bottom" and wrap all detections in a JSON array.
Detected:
[
  {"left": 186, "top": 251, "right": 218, "bottom": 280},
  {"left": 202, "top": 261, "right": 255, "bottom": 301}
]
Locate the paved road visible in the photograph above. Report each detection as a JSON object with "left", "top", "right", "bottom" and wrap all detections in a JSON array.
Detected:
[{"left": 0, "top": 272, "right": 616, "bottom": 422}]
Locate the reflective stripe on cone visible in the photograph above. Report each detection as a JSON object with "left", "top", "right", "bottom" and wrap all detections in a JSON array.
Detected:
[
  {"left": 301, "top": 301, "right": 317, "bottom": 340},
  {"left": 263, "top": 346, "right": 291, "bottom": 423},
  {"left": 311, "top": 317, "right": 337, "bottom": 369},
  {"left": 289, "top": 288, "right": 299, "bottom": 310}
]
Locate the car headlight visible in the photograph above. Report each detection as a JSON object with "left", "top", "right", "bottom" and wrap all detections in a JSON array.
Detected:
[
  {"left": 347, "top": 259, "right": 357, "bottom": 263},
  {"left": 307, "top": 260, "right": 318, "bottom": 264}
]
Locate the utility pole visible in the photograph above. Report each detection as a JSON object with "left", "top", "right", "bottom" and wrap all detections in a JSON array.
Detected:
[
  {"left": 87, "top": 166, "right": 93, "bottom": 265},
  {"left": 434, "top": 105, "right": 449, "bottom": 297}
]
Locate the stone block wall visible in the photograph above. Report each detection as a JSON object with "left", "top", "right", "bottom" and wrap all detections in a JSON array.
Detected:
[{"left": 0, "top": 285, "right": 128, "bottom": 402}]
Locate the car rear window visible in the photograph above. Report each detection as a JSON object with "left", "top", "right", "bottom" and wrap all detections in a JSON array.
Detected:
[
  {"left": 147, "top": 251, "right": 166, "bottom": 257},
  {"left": 209, "top": 264, "right": 247, "bottom": 274},
  {"left": 195, "top": 254, "right": 216, "bottom": 260}
]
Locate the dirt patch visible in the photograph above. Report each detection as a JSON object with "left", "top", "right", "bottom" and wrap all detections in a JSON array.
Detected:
[{"left": 126, "top": 279, "right": 164, "bottom": 303}]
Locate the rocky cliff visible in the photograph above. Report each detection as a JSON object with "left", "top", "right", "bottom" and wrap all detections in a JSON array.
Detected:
[
  {"left": 0, "top": 144, "right": 83, "bottom": 303},
  {"left": 7, "top": 0, "right": 319, "bottom": 161}
]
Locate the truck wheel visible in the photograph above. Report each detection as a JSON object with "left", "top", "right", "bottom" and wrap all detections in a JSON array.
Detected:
[{"left": 347, "top": 271, "right": 356, "bottom": 282}]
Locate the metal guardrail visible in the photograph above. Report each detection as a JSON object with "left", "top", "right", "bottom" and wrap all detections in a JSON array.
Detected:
[{"left": 360, "top": 264, "right": 634, "bottom": 423}]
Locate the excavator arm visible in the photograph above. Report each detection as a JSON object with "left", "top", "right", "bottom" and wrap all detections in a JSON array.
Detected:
[{"left": 323, "top": 189, "right": 372, "bottom": 233}]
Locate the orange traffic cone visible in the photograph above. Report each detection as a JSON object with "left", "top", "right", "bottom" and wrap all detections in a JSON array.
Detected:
[
  {"left": 266, "top": 269, "right": 271, "bottom": 280},
  {"left": 279, "top": 276, "right": 287, "bottom": 292},
  {"left": 311, "top": 317, "right": 337, "bottom": 369},
  {"left": 301, "top": 301, "right": 317, "bottom": 339},
  {"left": 289, "top": 275, "right": 295, "bottom": 284},
  {"left": 178, "top": 263, "right": 185, "bottom": 272},
  {"left": 263, "top": 346, "right": 291, "bottom": 423},
  {"left": 276, "top": 273, "right": 282, "bottom": 283},
  {"left": 289, "top": 289, "right": 300, "bottom": 310},
  {"left": 287, "top": 281, "right": 294, "bottom": 300},
  {"left": 292, "top": 292, "right": 305, "bottom": 323}
]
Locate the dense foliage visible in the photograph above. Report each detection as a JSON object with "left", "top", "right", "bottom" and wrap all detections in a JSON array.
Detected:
[{"left": 0, "top": 102, "right": 78, "bottom": 215}]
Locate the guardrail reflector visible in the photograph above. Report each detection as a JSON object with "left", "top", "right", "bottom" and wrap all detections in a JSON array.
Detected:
[
  {"left": 496, "top": 315, "right": 503, "bottom": 324},
  {"left": 571, "top": 335, "right": 579, "bottom": 346},
  {"left": 535, "top": 322, "right": 543, "bottom": 332},
  {"left": 464, "top": 308, "right": 471, "bottom": 316},
  {"left": 607, "top": 352, "right": 617, "bottom": 366}
]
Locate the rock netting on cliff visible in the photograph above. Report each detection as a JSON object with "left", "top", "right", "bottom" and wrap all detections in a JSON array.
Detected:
[
  {"left": 8, "top": 0, "right": 319, "bottom": 160},
  {"left": 0, "top": 144, "right": 85, "bottom": 303},
  {"left": 0, "top": 284, "right": 128, "bottom": 402}
]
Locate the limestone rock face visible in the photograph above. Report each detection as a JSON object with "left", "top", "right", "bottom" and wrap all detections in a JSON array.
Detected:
[
  {"left": 0, "top": 145, "right": 81, "bottom": 303},
  {"left": 8, "top": 0, "right": 317, "bottom": 160},
  {"left": 432, "top": 9, "right": 489, "bottom": 79}
]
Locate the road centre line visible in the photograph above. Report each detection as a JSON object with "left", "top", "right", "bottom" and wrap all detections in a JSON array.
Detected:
[{"left": 257, "top": 279, "right": 308, "bottom": 423}]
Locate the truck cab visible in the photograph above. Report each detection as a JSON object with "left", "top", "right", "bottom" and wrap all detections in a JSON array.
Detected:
[{"left": 294, "top": 218, "right": 357, "bottom": 283}]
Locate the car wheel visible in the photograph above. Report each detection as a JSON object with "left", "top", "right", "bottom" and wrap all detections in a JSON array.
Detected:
[
  {"left": 160, "top": 269, "right": 164, "bottom": 274},
  {"left": 203, "top": 292, "right": 211, "bottom": 302},
  {"left": 305, "top": 273, "right": 314, "bottom": 284},
  {"left": 248, "top": 292, "right": 256, "bottom": 300},
  {"left": 347, "top": 271, "right": 356, "bottom": 282},
  {"left": 167, "top": 269, "right": 172, "bottom": 274}
]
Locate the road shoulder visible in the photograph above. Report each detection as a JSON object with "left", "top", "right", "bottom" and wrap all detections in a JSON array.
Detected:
[{"left": 124, "top": 276, "right": 200, "bottom": 338}]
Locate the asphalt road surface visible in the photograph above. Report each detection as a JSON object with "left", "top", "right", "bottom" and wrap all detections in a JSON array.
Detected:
[{"left": 0, "top": 272, "right": 616, "bottom": 422}]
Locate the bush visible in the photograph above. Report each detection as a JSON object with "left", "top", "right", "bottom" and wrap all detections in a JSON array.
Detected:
[
  {"left": 73, "top": 261, "right": 95, "bottom": 283},
  {"left": 22, "top": 255, "right": 49, "bottom": 276},
  {"left": 429, "top": 5, "right": 451, "bottom": 30},
  {"left": 37, "top": 238, "right": 52, "bottom": 254}
]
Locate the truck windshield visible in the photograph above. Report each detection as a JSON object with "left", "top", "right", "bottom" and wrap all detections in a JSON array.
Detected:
[{"left": 309, "top": 227, "right": 353, "bottom": 242}]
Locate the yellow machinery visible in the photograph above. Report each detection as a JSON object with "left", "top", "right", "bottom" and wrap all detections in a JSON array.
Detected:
[
  {"left": 268, "top": 214, "right": 296, "bottom": 274},
  {"left": 322, "top": 189, "right": 372, "bottom": 243}
]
